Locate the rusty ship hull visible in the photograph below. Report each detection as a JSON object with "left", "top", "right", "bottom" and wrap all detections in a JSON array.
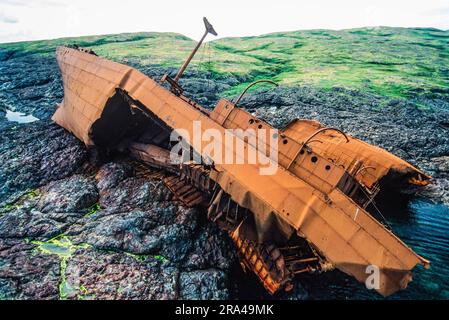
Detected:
[{"left": 53, "top": 45, "right": 430, "bottom": 297}]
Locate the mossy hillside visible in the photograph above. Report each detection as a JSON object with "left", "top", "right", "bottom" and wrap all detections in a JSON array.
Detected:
[{"left": 0, "top": 27, "right": 447, "bottom": 99}]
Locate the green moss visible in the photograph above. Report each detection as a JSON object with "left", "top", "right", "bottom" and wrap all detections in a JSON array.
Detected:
[
  {"left": 124, "top": 252, "right": 148, "bottom": 262},
  {"left": 27, "top": 189, "right": 39, "bottom": 199},
  {"left": 1, "top": 189, "right": 40, "bottom": 214},
  {"left": 76, "top": 284, "right": 95, "bottom": 300},
  {"left": 31, "top": 235, "right": 87, "bottom": 257},
  {"left": 1, "top": 27, "right": 447, "bottom": 100},
  {"left": 29, "top": 237, "right": 170, "bottom": 299},
  {"left": 154, "top": 255, "right": 169, "bottom": 263},
  {"left": 85, "top": 203, "right": 101, "bottom": 217},
  {"left": 1, "top": 203, "right": 20, "bottom": 212},
  {"left": 31, "top": 235, "right": 90, "bottom": 300},
  {"left": 58, "top": 257, "right": 70, "bottom": 300}
]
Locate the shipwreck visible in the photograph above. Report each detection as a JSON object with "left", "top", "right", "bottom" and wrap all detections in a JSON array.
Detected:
[{"left": 52, "top": 18, "right": 431, "bottom": 297}]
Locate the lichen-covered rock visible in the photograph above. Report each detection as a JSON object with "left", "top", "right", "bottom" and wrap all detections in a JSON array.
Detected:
[
  {"left": 36, "top": 174, "right": 98, "bottom": 213},
  {"left": 0, "top": 174, "right": 99, "bottom": 240},
  {"left": 431, "top": 156, "right": 449, "bottom": 178},
  {"left": 0, "top": 239, "right": 60, "bottom": 300},
  {"left": 64, "top": 248, "right": 178, "bottom": 300},
  {"left": 95, "top": 161, "right": 134, "bottom": 194},
  {"left": 0, "top": 209, "right": 85, "bottom": 240},
  {"left": 421, "top": 178, "right": 449, "bottom": 207},
  {"left": 67, "top": 207, "right": 199, "bottom": 263},
  {"left": 0, "top": 55, "right": 62, "bottom": 123},
  {"left": 0, "top": 123, "right": 87, "bottom": 204},
  {"left": 179, "top": 269, "right": 230, "bottom": 300},
  {"left": 185, "top": 223, "right": 236, "bottom": 271},
  {"left": 99, "top": 177, "right": 172, "bottom": 210}
]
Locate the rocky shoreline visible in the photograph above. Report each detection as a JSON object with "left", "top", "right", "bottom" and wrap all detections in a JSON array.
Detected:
[{"left": 1, "top": 51, "right": 448, "bottom": 300}]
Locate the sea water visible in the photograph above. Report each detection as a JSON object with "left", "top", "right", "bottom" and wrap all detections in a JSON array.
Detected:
[
  {"left": 5, "top": 109, "right": 39, "bottom": 123},
  {"left": 300, "top": 199, "right": 449, "bottom": 300}
]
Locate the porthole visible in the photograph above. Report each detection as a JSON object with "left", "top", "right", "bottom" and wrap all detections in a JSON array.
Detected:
[
  {"left": 325, "top": 165, "right": 331, "bottom": 171},
  {"left": 311, "top": 156, "right": 318, "bottom": 163},
  {"left": 283, "top": 139, "right": 288, "bottom": 145},
  {"left": 249, "top": 119, "right": 254, "bottom": 124}
]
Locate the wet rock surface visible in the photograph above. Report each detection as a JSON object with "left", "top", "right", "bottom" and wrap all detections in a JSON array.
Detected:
[
  {"left": 0, "top": 49, "right": 448, "bottom": 300},
  {"left": 64, "top": 248, "right": 180, "bottom": 300},
  {"left": 0, "top": 239, "right": 60, "bottom": 300},
  {"left": 67, "top": 206, "right": 198, "bottom": 262},
  {"left": 0, "top": 146, "right": 236, "bottom": 300},
  {"left": 0, "top": 52, "right": 240, "bottom": 300},
  {"left": 0, "top": 55, "right": 62, "bottom": 122},
  {"left": 0, "top": 122, "right": 87, "bottom": 204},
  {"left": 179, "top": 269, "right": 230, "bottom": 300},
  {"left": 98, "top": 177, "right": 171, "bottom": 211},
  {"left": 0, "top": 208, "right": 83, "bottom": 241},
  {"left": 0, "top": 174, "right": 98, "bottom": 241},
  {"left": 37, "top": 175, "right": 98, "bottom": 213}
]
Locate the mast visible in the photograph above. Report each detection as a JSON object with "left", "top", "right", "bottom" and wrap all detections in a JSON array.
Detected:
[{"left": 160, "top": 17, "right": 217, "bottom": 95}]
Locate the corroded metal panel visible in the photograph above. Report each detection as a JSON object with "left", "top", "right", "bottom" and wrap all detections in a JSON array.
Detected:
[{"left": 210, "top": 99, "right": 430, "bottom": 189}]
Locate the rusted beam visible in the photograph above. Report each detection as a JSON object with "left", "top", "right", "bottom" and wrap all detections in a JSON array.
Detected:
[{"left": 174, "top": 17, "right": 217, "bottom": 82}]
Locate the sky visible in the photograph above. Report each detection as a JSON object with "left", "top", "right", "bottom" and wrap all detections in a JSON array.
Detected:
[{"left": 0, "top": 0, "right": 448, "bottom": 43}]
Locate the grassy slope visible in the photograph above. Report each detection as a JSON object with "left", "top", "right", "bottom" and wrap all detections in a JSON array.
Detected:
[{"left": 1, "top": 27, "right": 448, "bottom": 100}]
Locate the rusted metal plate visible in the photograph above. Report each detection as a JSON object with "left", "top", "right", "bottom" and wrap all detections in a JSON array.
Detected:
[
  {"left": 282, "top": 119, "right": 431, "bottom": 187},
  {"left": 210, "top": 99, "right": 431, "bottom": 189},
  {"left": 230, "top": 225, "right": 293, "bottom": 295}
]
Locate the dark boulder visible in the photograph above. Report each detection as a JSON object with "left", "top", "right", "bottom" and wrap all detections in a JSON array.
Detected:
[{"left": 0, "top": 239, "right": 60, "bottom": 300}]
